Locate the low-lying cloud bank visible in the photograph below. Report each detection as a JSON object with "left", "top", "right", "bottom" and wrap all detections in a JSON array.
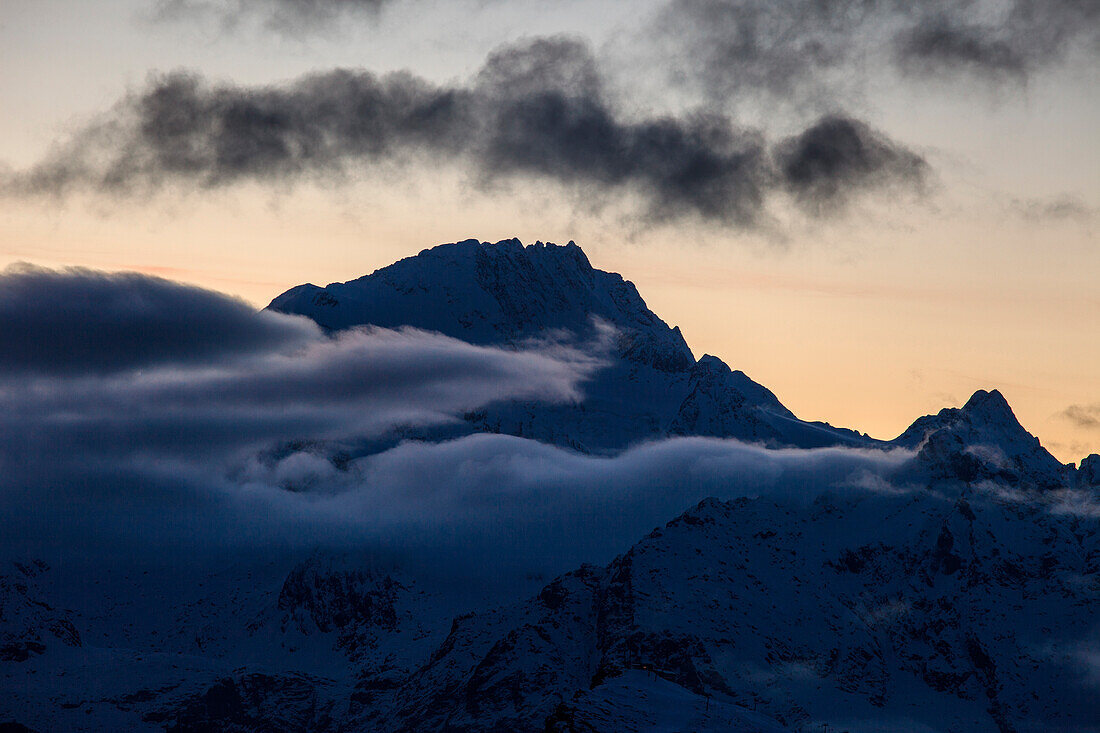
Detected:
[
  {"left": 0, "top": 266, "right": 596, "bottom": 552},
  {"left": 325, "top": 435, "right": 915, "bottom": 577},
  {"left": 5, "top": 266, "right": 1093, "bottom": 590},
  {"left": 2, "top": 428, "right": 915, "bottom": 583},
  {"left": 0, "top": 262, "right": 596, "bottom": 401},
  {"left": 2, "top": 37, "right": 926, "bottom": 228},
  {"left": 0, "top": 263, "right": 320, "bottom": 375},
  {"left": 0, "top": 266, "right": 917, "bottom": 583}
]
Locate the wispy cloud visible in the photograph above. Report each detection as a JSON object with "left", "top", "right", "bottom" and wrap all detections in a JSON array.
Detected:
[
  {"left": 894, "top": 0, "right": 1100, "bottom": 81},
  {"left": 894, "top": 15, "right": 1029, "bottom": 81},
  {"left": 150, "top": 0, "right": 398, "bottom": 33},
  {"left": 0, "top": 265, "right": 601, "bottom": 465},
  {"left": 1012, "top": 195, "right": 1095, "bottom": 223},
  {"left": 655, "top": 0, "right": 1100, "bottom": 106},
  {"left": 1062, "top": 404, "right": 1100, "bottom": 430}
]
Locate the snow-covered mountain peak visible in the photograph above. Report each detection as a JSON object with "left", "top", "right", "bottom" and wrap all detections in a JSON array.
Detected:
[
  {"left": 268, "top": 238, "right": 694, "bottom": 371},
  {"left": 959, "top": 388, "right": 1017, "bottom": 426},
  {"left": 896, "top": 389, "right": 1070, "bottom": 489},
  {"left": 897, "top": 389, "right": 1029, "bottom": 446}
]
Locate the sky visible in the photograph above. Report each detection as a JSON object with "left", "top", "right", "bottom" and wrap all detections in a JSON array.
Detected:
[{"left": 0, "top": 0, "right": 1097, "bottom": 462}]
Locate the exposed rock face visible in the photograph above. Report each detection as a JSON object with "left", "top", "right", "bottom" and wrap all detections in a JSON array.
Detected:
[
  {"left": 1079, "top": 454, "right": 1100, "bottom": 487},
  {"left": 148, "top": 672, "right": 339, "bottom": 733},
  {"left": 276, "top": 556, "right": 401, "bottom": 637},
  {"left": 0, "top": 560, "right": 80, "bottom": 663}
]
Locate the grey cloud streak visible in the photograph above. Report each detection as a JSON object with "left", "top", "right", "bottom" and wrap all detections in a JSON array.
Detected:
[
  {"left": 0, "top": 264, "right": 320, "bottom": 376},
  {"left": 1063, "top": 404, "right": 1100, "bottom": 430},
  {"left": 895, "top": 15, "right": 1030, "bottom": 80},
  {"left": 3, "top": 38, "right": 927, "bottom": 227},
  {"left": 1012, "top": 195, "right": 1096, "bottom": 223},
  {"left": 152, "top": 0, "right": 397, "bottom": 32},
  {"left": 657, "top": 0, "right": 1100, "bottom": 103},
  {"left": 0, "top": 266, "right": 601, "bottom": 464},
  {"left": 895, "top": 0, "right": 1100, "bottom": 80}
]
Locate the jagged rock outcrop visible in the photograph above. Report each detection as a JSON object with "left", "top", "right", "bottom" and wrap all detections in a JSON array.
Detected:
[
  {"left": 1078, "top": 454, "right": 1100, "bottom": 487},
  {"left": 148, "top": 672, "right": 339, "bottom": 733},
  {"left": 276, "top": 556, "right": 401, "bottom": 637},
  {"left": 248, "top": 553, "right": 450, "bottom": 678},
  {"left": 0, "top": 561, "right": 80, "bottom": 663}
]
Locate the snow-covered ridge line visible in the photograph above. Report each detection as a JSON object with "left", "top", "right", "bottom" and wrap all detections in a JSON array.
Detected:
[{"left": 269, "top": 237, "right": 1094, "bottom": 484}]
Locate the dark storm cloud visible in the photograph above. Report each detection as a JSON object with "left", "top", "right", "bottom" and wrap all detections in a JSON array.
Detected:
[
  {"left": 10, "top": 68, "right": 475, "bottom": 195},
  {"left": 474, "top": 38, "right": 773, "bottom": 225},
  {"left": 658, "top": 0, "right": 1100, "bottom": 101},
  {"left": 3, "top": 38, "right": 924, "bottom": 226},
  {"left": 0, "top": 264, "right": 320, "bottom": 375},
  {"left": 775, "top": 115, "right": 928, "bottom": 215}
]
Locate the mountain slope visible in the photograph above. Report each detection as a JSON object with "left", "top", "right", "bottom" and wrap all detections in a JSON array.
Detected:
[
  {"left": 4, "top": 238, "right": 1097, "bottom": 732},
  {"left": 269, "top": 238, "right": 870, "bottom": 451},
  {"left": 893, "top": 389, "right": 1073, "bottom": 489},
  {"left": 0, "top": 561, "right": 81, "bottom": 664},
  {"left": 360, "top": 489, "right": 1100, "bottom": 732}
]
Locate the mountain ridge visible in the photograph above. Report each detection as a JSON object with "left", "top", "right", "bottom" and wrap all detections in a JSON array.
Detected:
[
  {"left": 3, "top": 238, "right": 1098, "bottom": 732},
  {"left": 269, "top": 237, "right": 1081, "bottom": 483},
  {"left": 269, "top": 238, "right": 873, "bottom": 452}
]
